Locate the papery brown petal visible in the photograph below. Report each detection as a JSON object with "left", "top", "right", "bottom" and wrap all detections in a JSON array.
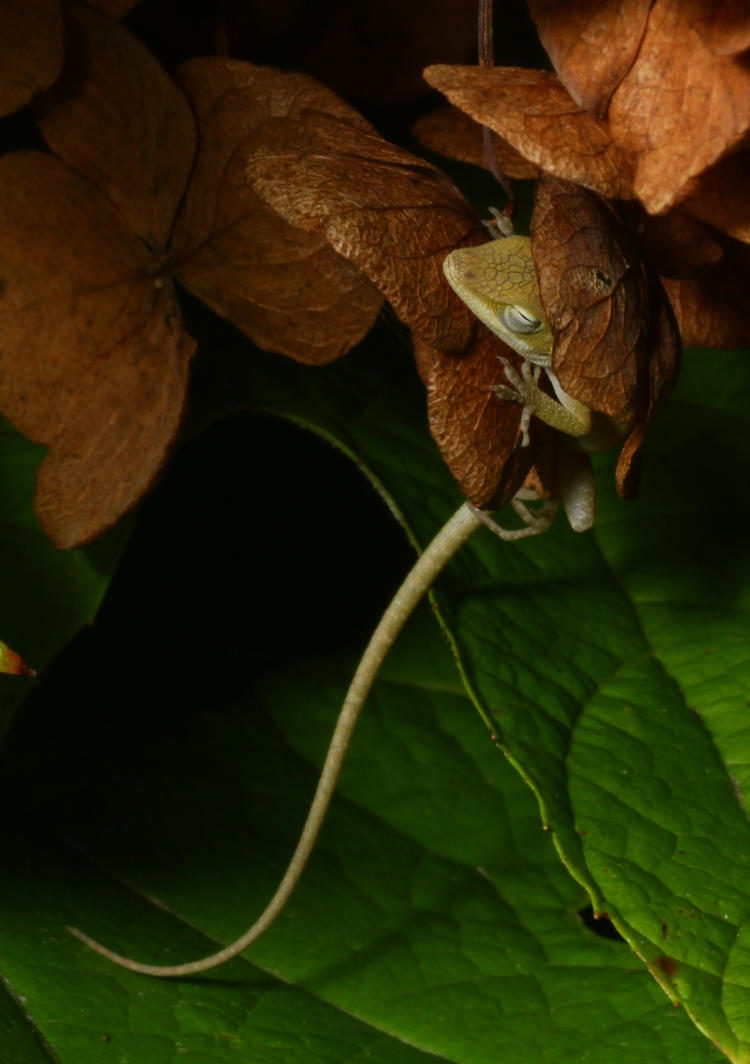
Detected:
[
  {"left": 676, "top": 149, "right": 750, "bottom": 246},
  {"left": 171, "top": 59, "right": 382, "bottom": 365},
  {"left": 608, "top": 0, "right": 750, "bottom": 213},
  {"left": 413, "top": 106, "right": 540, "bottom": 178},
  {"left": 245, "top": 91, "right": 482, "bottom": 351},
  {"left": 661, "top": 274, "right": 750, "bottom": 349},
  {"left": 531, "top": 176, "right": 680, "bottom": 493},
  {"left": 526, "top": 0, "right": 652, "bottom": 116},
  {"left": 640, "top": 209, "right": 725, "bottom": 276},
  {"left": 0, "top": 152, "right": 194, "bottom": 548},
  {"left": 424, "top": 65, "right": 635, "bottom": 200},
  {"left": 0, "top": 0, "right": 63, "bottom": 117},
  {"left": 658, "top": 232, "right": 750, "bottom": 348},
  {"left": 35, "top": 2, "right": 196, "bottom": 250},
  {"left": 531, "top": 176, "right": 648, "bottom": 427},
  {"left": 615, "top": 286, "right": 680, "bottom": 498},
  {"left": 413, "top": 334, "right": 533, "bottom": 508},
  {"left": 692, "top": 0, "right": 750, "bottom": 55}
]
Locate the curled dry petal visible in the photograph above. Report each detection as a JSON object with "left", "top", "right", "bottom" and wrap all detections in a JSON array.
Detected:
[
  {"left": 607, "top": 0, "right": 750, "bottom": 213},
  {"left": 642, "top": 200, "right": 750, "bottom": 348},
  {"left": 614, "top": 291, "right": 679, "bottom": 499},
  {"left": 413, "top": 106, "right": 539, "bottom": 178},
  {"left": 171, "top": 59, "right": 382, "bottom": 365},
  {"left": 676, "top": 150, "right": 750, "bottom": 247},
  {"left": 661, "top": 273, "right": 750, "bottom": 351},
  {"left": 640, "top": 210, "right": 725, "bottom": 277},
  {"left": 0, "top": 152, "right": 194, "bottom": 548},
  {"left": 692, "top": 0, "right": 750, "bottom": 56},
  {"left": 0, "top": 0, "right": 62, "bottom": 118},
  {"left": 423, "top": 65, "right": 635, "bottom": 201},
  {"left": 531, "top": 176, "right": 680, "bottom": 498},
  {"left": 413, "top": 335, "right": 533, "bottom": 508},
  {"left": 35, "top": 2, "right": 196, "bottom": 250},
  {"left": 532, "top": 177, "right": 646, "bottom": 425},
  {"left": 526, "top": 0, "right": 652, "bottom": 117},
  {"left": 243, "top": 89, "right": 483, "bottom": 352}
]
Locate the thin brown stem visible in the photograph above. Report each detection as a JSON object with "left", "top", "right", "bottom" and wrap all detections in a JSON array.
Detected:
[
  {"left": 477, "top": 0, "right": 516, "bottom": 221},
  {"left": 478, "top": 0, "right": 494, "bottom": 66},
  {"left": 482, "top": 126, "right": 516, "bottom": 220}
]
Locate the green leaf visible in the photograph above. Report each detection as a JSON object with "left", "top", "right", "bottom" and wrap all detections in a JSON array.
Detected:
[
  {"left": 0, "top": 416, "right": 129, "bottom": 739},
  {"left": 0, "top": 331, "right": 739, "bottom": 1062},
  {"left": 239, "top": 335, "right": 750, "bottom": 1059},
  {"left": 0, "top": 605, "right": 723, "bottom": 1064}
]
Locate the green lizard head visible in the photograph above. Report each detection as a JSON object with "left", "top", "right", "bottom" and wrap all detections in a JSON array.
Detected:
[{"left": 443, "top": 235, "right": 553, "bottom": 366}]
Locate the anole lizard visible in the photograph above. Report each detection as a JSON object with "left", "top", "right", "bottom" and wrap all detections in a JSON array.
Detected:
[
  {"left": 443, "top": 229, "right": 593, "bottom": 447},
  {"left": 68, "top": 224, "right": 594, "bottom": 978}
]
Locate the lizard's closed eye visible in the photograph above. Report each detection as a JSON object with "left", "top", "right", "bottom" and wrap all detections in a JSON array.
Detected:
[{"left": 500, "top": 305, "right": 543, "bottom": 335}]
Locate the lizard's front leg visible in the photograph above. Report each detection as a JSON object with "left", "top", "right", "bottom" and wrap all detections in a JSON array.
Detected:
[{"left": 493, "top": 357, "right": 592, "bottom": 445}]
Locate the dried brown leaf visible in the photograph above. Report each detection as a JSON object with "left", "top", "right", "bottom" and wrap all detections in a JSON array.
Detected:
[
  {"left": 413, "top": 335, "right": 534, "bottom": 508},
  {"left": 0, "top": 0, "right": 62, "bottom": 117},
  {"left": 531, "top": 176, "right": 679, "bottom": 496},
  {"left": 692, "top": 0, "right": 750, "bottom": 55},
  {"left": 0, "top": 152, "right": 194, "bottom": 548},
  {"left": 661, "top": 272, "right": 750, "bottom": 350},
  {"left": 614, "top": 288, "right": 680, "bottom": 498},
  {"left": 243, "top": 83, "right": 483, "bottom": 352},
  {"left": 171, "top": 59, "right": 382, "bottom": 365},
  {"left": 676, "top": 149, "right": 750, "bottom": 246},
  {"left": 423, "top": 65, "right": 635, "bottom": 200},
  {"left": 608, "top": 0, "right": 750, "bottom": 213},
  {"left": 413, "top": 106, "right": 540, "bottom": 178},
  {"left": 640, "top": 209, "right": 725, "bottom": 276},
  {"left": 526, "top": 0, "right": 652, "bottom": 116},
  {"left": 35, "top": 2, "right": 196, "bottom": 249},
  {"left": 533, "top": 176, "right": 648, "bottom": 426}
]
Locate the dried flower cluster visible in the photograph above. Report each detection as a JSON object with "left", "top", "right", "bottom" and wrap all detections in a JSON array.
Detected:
[
  {"left": 0, "top": 1, "right": 743, "bottom": 548},
  {"left": 419, "top": 0, "right": 750, "bottom": 352}
]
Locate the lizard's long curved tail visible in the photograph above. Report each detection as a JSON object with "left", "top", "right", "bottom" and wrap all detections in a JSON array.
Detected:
[{"left": 69, "top": 501, "right": 483, "bottom": 977}]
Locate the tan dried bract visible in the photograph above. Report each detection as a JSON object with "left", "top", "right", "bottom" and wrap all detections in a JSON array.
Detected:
[
  {"left": 531, "top": 176, "right": 680, "bottom": 497},
  {"left": 171, "top": 59, "right": 383, "bottom": 365},
  {"left": 423, "top": 65, "right": 635, "bottom": 201},
  {"left": 413, "top": 335, "right": 534, "bottom": 508},
  {"left": 675, "top": 150, "right": 750, "bottom": 247},
  {"left": 244, "top": 99, "right": 483, "bottom": 352},
  {"left": 0, "top": 152, "right": 194, "bottom": 548},
  {"left": 692, "top": 0, "right": 750, "bottom": 55},
  {"left": 0, "top": 0, "right": 62, "bottom": 118},
  {"left": 661, "top": 268, "right": 750, "bottom": 351},
  {"left": 526, "top": 0, "right": 652, "bottom": 117},
  {"left": 640, "top": 210, "right": 725, "bottom": 277},
  {"left": 413, "top": 106, "right": 539, "bottom": 178},
  {"left": 35, "top": 3, "right": 196, "bottom": 250},
  {"left": 607, "top": 0, "right": 750, "bottom": 213},
  {"left": 614, "top": 291, "right": 680, "bottom": 499},
  {"left": 640, "top": 204, "right": 750, "bottom": 348}
]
